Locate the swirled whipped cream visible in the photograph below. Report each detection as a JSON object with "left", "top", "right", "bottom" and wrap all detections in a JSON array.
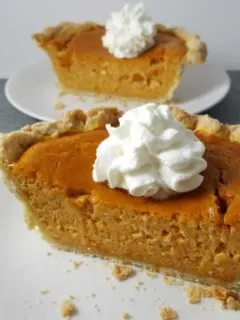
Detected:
[
  {"left": 102, "top": 3, "right": 157, "bottom": 58},
  {"left": 92, "top": 104, "right": 207, "bottom": 200}
]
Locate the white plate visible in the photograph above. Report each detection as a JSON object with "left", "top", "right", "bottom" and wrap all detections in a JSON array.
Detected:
[
  {"left": 5, "top": 59, "right": 230, "bottom": 121},
  {"left": 0, "top": 178, "right": 239, "bottom": 320}
]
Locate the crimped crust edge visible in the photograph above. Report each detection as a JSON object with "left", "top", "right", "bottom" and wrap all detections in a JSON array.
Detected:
[{"left": 0, "top": 106, "right": 239, "bottom": 169}]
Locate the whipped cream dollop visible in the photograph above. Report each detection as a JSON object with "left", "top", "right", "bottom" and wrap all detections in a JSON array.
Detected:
[
  {"left": 102, "top": 3, "right": 157, "bottom": 59},
  {"left": 92, "top": 104, "right": 207, "bottom": 200}
]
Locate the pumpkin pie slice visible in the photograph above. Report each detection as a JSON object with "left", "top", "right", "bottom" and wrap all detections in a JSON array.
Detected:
[
  {"left": 32, "top": 22, "right": 206, "bottom": 101},
  {"left": 1, "top": 107, "right": 240, "bottom": 287}
]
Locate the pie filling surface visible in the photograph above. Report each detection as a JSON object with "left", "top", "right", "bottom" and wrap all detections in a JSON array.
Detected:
[{"left": 12, "top": 130, "right": 240, "bottom": 224}]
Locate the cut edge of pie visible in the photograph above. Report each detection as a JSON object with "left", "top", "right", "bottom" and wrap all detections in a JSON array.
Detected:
[
  {"left": 1, "top": 106, "right": 240, "bottom": 288},
  {"left": 32, "top": 22, "right": 207, "bottom": 101}
]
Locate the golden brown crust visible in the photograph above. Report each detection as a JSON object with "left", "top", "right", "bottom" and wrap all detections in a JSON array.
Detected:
[
  {"left": 85, "top": 107, "right": 122, "bottom": 131},
  {"left": 112, "top": 264, "right": 136, "bottom": 281},
  {"left": 171, "top": 106, "right": 240, "bottom": 142},
  {"left": 0, "top": 107, "right": 121, "bottom": 166},
  {"left": 159, "top": 307, "right": 178, "bottom": 320},
  {"left": 33, "top": 22, "right": 207, "bottom": 64},
  {"left": 173, "top": 106, "right": 239, "bottom": 140},
  {"left": 0, "top": 106, "right": 239, "bottom": 168},
  {"left": 156, "top": 24, "right": 207, "bottom": 64},
  {"left": 60, "top": 299, "right": 77, "bottom": 317}
]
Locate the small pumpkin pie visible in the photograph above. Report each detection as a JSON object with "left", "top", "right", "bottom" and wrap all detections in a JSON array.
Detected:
[
  {"left": 1, "top": 106, "right": 240, "bottom": 287},
  {"left": 32, "top": 7, "right": 206, "bottom": 101}
]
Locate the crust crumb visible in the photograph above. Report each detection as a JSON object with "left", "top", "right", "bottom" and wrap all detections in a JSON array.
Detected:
[
  {"left": 160, "top": 307, "right": 178, "bottom": 320},
  {"left": 123, "top": 312, "right": 132, "bottom": 319},
  {"left": 146, "top": 271, "right": 158, "bottom": 279},
  {"left": 184, "top": 285, "right": 211, "bottom": 304},
  {"left": 184, "top": 285, "right": 240, "bottom": 309},
  {"left": 72, "top": 260, "right": 83, "bottom": 269},
  {"left": 163, "top": 276, "right": 184, "bottom": 286},
  {"left": 55, "top": 102, "right": 66, "bottom": 110},
  {"left": 211, "top": 287, "right": 238, "bottom": 301},
  {"left": 85, "top": 107, "right": 121, "bottom": 131},
  {"left": 39, "top": 290, "right": 50, "bottom": 295},
  {"left": 60, "top": 299, "right": 77, "bottom": 318},
  {"left": 211, "top": 287, "right": 240, "bottom": 310},
  {"left": 112, "top": 264, "right": 136, "bottom": 281}
]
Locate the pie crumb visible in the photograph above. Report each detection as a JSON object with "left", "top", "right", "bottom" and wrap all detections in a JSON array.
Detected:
[
  {"left": 184, "top": 285, "right": 240, "bottom": 309},
  {"left": 163, "top": 276, "right": 184, "bottom": 286},
  {"left": 123, "top": 312, "right": 131, "bottom": 319},
  {"left": 146, "top": 271, "right": 158, "bottom": 279},
  {"left": 160, "top": 307, "right": 178, "bottom": 320},
  {"left": 55, "top": 102, "right": 66, "bottom": 110},
  {"left": 72, "top": 260, "right": 82, "bottom": 269},
  {"left": 39, "top": 290, "right": 50, "bottom": 295},
  {"left": 112, "top": 264, "right": 136, "bottom": 281},
  {"left": 184, "top": 285, "right": 211, "bottom": 304},
  {"left": 47, "top": 252, "right": 52, "bottom": 256},
  {"left": 60, "top": 299, "right": 77, "bottom": 318},
  {"left": 211, "top": 287, "right": 240, "bottom": 310}
]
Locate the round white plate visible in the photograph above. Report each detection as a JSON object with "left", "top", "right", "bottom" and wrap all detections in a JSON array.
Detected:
[
  {"left": 5, "top": 59, "right": 230, "bottom": 121},
  {"left": 0, "top": 179, "right": 239, "bottom": 320}
]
